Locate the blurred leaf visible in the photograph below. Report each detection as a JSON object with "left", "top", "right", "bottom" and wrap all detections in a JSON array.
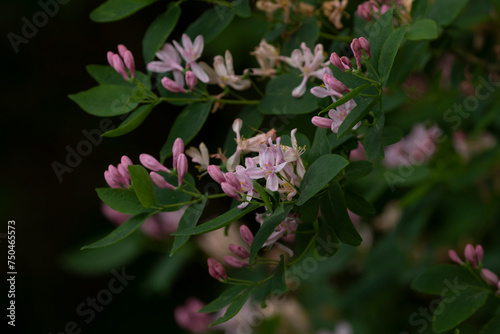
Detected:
[
  {"left": 200, "top": 285, "right": 249, "bottom": 313},
  {"left": 406, "top": 19, "right": 438, "bottom": 40},
  {"left": 249, "top": 204, "right": 293, "bottom": 263},
  {"left": 174, "top": 203, "right": 263, "bottom": 235},
  {"left": 185, "top": 7, "right": 235, "bottom": 44},
  {"left": 160, "top": 102, "right": 211, "bottom": 162},
  {"left": 345, "top": 160, "right": 373, "bottom": 179},
  {"left": 411, "top": 0, "right": 430, "bottom": 19},
  {"left": 128, "top": 165, "right": 157, "bottom": 208},
  {"left": 363, "top": 104, "right": 385, "bottom": 160},
  {"left": 90, "top": 0, "right": 156, "bottom": 22},
  {"left": 96, "top": 188, "right": 145, "bottom": 215},
  {"left": 337, "top": 96, "right": 378, "bottom": 138},
  {"left": 428, "top": 0, "right": 469, "bottom": 27},
  {"left": 223, "top": 106, "right": 264, "bottom": 154},
  {"left": 296, "top": 196, "right": 320, "bottom": 225},
  {"left": 480, "top": 313, "right": 500, "bottom": 334},
  {"left": 320, "top": 181, "right": 362, "bottom": 246},
  {"left": 170, "top": 195, "right": 207, "bottom": 256},
  {"left": 258, "top": 73, "right": 320, "bottom": 115},
  {"left": 143, "top": 247, "right": 191, "bottom": 294},
  {"left": 252, "top": 181, "right": 273, "bottom": 211},
  {"left": 153, "top": 173, "right": 194, "bottom": 211},
  {"left": 411, "top": 264, "right": 485, "bottom": 294},
  {"left": 210, "top": 288, "right": 254, "bottom": 326},
  {"left": 282, "top": 17, "right": 320, "bottom": 55},
  {"left": 344, "top": 189, "right": 376, "bottom": 216},
  {"left": 378, "top": 27, "right": 406, "bottom": 85},
  {"left": 308, "top": 127, "right": 330, "bottom": 164},
  {"left": 81, "top": 212, "right": 153, "bottom": 249},
  {"left": 233, "top": 0, "right": 251, "bottom": 17},
  {"left": 253, "top": 255, "right": 288, "bottom": 307},
  {"left": 297, "top": 154, "right": 349, "bottom": 205},
  {"left": 142, "top": 4, "right": 181, "bottom": 63},
  {"left": 68, "top": 85, "right": 138, "bottom": 117},
  {"left": 102, "top": 103, "right": 156, "bottom": 137},
  {"left": 381, "top": 126, "right": 403, "bottom": 146}
]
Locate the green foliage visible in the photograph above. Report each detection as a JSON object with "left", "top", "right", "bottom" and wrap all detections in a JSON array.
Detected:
[
  {"left": 282, "top": 17, "right": 320, "bottom": 55},
  {"left": 102, "top": 103, "right": 156, "bottom": 137},
  {"left": 68, "top": 85, "right": 139, "bottom": 117},
  {"left": 90, "top": 0, "right": 156, "bottom": 22},
  {"left": 170, "top": 195, "right": 207, "bottom": 256},
  {"left": 128, "top": 165, "right": 157, "bottom": 208},
  {"left": 185, "top": 7, "right": 235, "bottom": 44},
  {"left": 142, "top": 4, "right": 181, "bottom": 63},
  {"left": 406, "top": 19, "right": 438, "bottom": 41},
  {"left": 96, "top": 188, "right": 145, "bottom": 215},
  {"left": 210, "top": 288, "right": 254, "bottom": 326},
  {"left": 428, "top": 0, "right": 469, "bottom": 27},
  {"left": 378, "top": 27, "right": 406, "bottom": 85}
]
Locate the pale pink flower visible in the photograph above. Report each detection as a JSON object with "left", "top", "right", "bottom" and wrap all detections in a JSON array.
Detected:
[
  {"left": 246, "top": 147, "right": 287, "bottom": 191},
  {"left": 247, "top": 39, "right": 280, "bottom": 77},
  {"left": 185, "top": 71, "right": 198, "bottom": 91},
  {"left": 256, "top": 0, "right": 291, "bottom": 23},
  {"left": 147, "top": 43, "right": 184, "bottom": 73},
  {"left": 224, "top": 255, "right": 249, "bottom": 268},
  {"left": 174, "top": 297, "right": 212, "bottom": 333},
  {"left": 203, "top": 50, "right": 251, "bottom": 90},
  {"left": 173, "top": 34, "right": 209, "bottom": 83},
  {"left": 322, "top": 0, "right": 349, "bottom": 29},
  {"left": 207, "top": 258, "right": 227, "bottom": 281},
  {"left": 186, "top": 143, "right": 210, "bottom": 172},
  {"left": 481, "top": 268, "right": 499, "bottom": 286},
  {"left": 150, "top": 171, "right": 176, "bottom": 190},
  {"left": 453, "top": 131, "right": 496, "bottom": 162},
  {"left": 161, "top": 76, "right": 186, "bottom": 93},
  {"left": 176, "top": 153, "right": 188, "bottom": 185},
  {"left": 311, "top": 99, "right": 358, "bottom": 133},
  {"left": 448, "top": 250, "right": 463, "bottom": 265},
  {"left": 207, "top": 165, "right": 226, "bottom": 184},
  {"left": 140, "top": 153, "right": 170, "bottom": 173}
]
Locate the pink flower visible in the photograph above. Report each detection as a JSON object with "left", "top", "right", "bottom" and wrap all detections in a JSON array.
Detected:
[
  {"left": 172, "top": 138, "right": 185, "bottom": 170},
  {"left": 207, "top": 258, "right": 227, "bottom": 281},
  {"left": 330, "top": 52, "right": 352, "bottom": 72},
  {"left": 161, "top": 76, "right": 186, "bottom": 93},
  {"left": 311, "top": 99, "right": 358, "bottom": 133},
  {"left": 229, "top": 244, "right": 250, "bottom": 259},
  {"left": 221, "top": 182, "right": 240, "bottom": 200},
  {"left": 207, "top": 165, "right": 226, "bottom": 184},
  {"left": 448, "top": 250, "right": 463, "bottom": 265},
  {"left": 147, "top": 43, "right": 183, "bottom": 73},
  {"left": 185, "top": 71, "right": 198, "bottom": 91},
  {"left": 203, "top": 50, "right": 251, "bottom": 90},
  {"left": 174, "top": 297, "right": 212, "bottom": 333},
  {"left": 139, "top": 153, "right": 170, "bottom": 173},
  {"left": 481, "top": 268, "right": 499, "bottom": 286},
  {"left": 240, "top": 225, "right": 254, "bottom": 246},
  {"left": 246, "top": 147, "right": 287, "bottom": 191},
  {"left": 247, "top": 39, "right": 280, "bottom": 77},
  {"left": 150, "top": 172, "right": 176, "bottom": 190},
  {"left": 173, "top": 34, "right": 209, "bottom": 83},
  {"left": 104, "top": 156, "right": 133, "bottom": 188},
  {"left": 176, "top": 153, "right": 188, "bottom": 185},
  {"left": 107, "top": 44, "right": 135, "bottom": 80}
]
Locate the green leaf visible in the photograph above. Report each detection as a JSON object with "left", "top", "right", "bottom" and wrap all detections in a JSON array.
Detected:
[
  {"left": 252, "top": 181, "right": 273, "bottom": 211},
  {"left": 406, "top": 19, "right": 438, "bottom": 40},
  {"left": 258, "top": 73, "right": 320, "bottom": 115},
  {"left": 428, "top": 0, "right": 469, "bottom": 27},
  {"left": 128, "top": 165, "right": 157, "bottom": 208},
  {"left": 296, "top": 196, "right": 320, "bottom": 225},
  {"left": 102, "top": 103, "right": 155, "bottom": 137},
  {"left": 96, "top": 188, "right": 145, "bottom": 215},
  {"left": 320, "top": 181, "right": 362, "bottom": 246},
  {"left": 249, "top": 204, "right": 293, "bottom": 263},
  {"left": 223, "top": 106, "right": 264, "bottom": 154},
  {"left": 142, "top": 4, "right": 181, "bottom": 63},
  {"left": 69, "top": 85, "right": 138, "bottom": 117},
  {"left": 344, "top": 189, "right": 376, "bottom": 216},
  {"left": 363, "top": 104, "right": 385, "bottom": 160},
  {"left": 480, "top": 313, "right": 500, "bottom": 334},
  {"left": 297, "top": 154, "right": 349, "bottom": 206},
  {"left": 86, "top": 65, "right": 151, "bottom": 89},
  {"left": 170, "top": 195, "right": 207, "bottom": 256},
  {"left": 210, "top": 288, "right": 254, "bottom": 326},
  {"left": 200, "top": 285, "right": 248, "bottom": 313},
  {"left": 318, "top": 83, "right": 372, "bottom": 116},
  {"left": 185, "top": 7, "right": 235, "bottom": 44},
  {"left": 366, "top": 8, "right": 395, "bottom": 70},
  {"left": 378, "top": 27, "right": 406, "bottom": 85},
  {"left": 411, "top": 264, "right": 485, "bottom": 295},
  {"left": 282, "top": 17, "right": 320, "bottom": 55},
  {"left": 174, "top": 203, "right": 263, "bottom": 235},
  {"left": 253, "top": 255, "right": 288, "bottom": 307},
  {"left": 81, "top": 212, "right": 153, "bottom": 249},
  {"left": 153, "top": 173, "right": 194, "bottom": 211},
  {"left": 160, "top": 102, "right": 211, "bottom": 162},
  {"left": 308, "top": 127, "right": 330, "bottom": 165},
  {"left": 90, "top": 0, "right": 157, "bottom": 22},
  {"left": 381, "top": 126, "right": 403, "bottom": 146},
  {"left": 344, "top": 160, "right": 373, "bottom": 179},
  {"left": 337, "top": 96, "right": 378, "bottom": 138},
  {"left": 233, "top": 0, "right": 251, "bottom": 17}
]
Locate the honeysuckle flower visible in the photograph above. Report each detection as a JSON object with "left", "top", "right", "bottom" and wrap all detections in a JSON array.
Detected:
[
  {"left": 185, "top": 70, "right": 198, "bottom": 91},
  {"left": 481, "top": 268, "right": 499, "bottom": 286},
  {"left": 256, "top": 0, "right": 292, "bottom": 23},
  {"left": 356, "top": 0, "right": 390, "bottom": 22},
  {"left": 229, "top": 244, "right": 250, "bottom": 259},
  {"left": 150, "top": 171, "right": 176, "bottom": 190},
  {"left": 104, "top": 155, "right": 133, "bottom": 188},
  {"left": 140, "top": 153, "right": 170, "bottom": 173},
  {"left": 207, "top": 165, "right": 226, "bottom": 184},
  {"left": 311, "top": 99, "right": 358, "bottom": 133},
  {"left": 174, "top": 298, "right": 211, "bottom": 333},
  {"left": 186, "top": 143, "right": 210, "bottom": 173},
  {"left": 161, "top": 76, "right": 186, "bottom": 93},
  {"left": 448, "top": 249, "right": 463, "bottom": 265},
  {"left": 281, "top": 129, "right": 306, "bottom": 180},
  {"left": 330, "top": 52, "right": 352, "bottom": 72},
  {"left": 107, "top": 44, "right": 135, "bottom": 80},
  {"left": 449, "top": 244, "right": 485, "bottom": 268},
  {"left": 240, "top": 225, "right": 254, "bottom": 246},
  {"left": 322, "top": 0, "right": 349, "bottom": 29},
  {"left": 284, "top": 43, "right": 328, "bottom": 97},
  {"left": 176, "top": 153, "right": 188, "bottom": 185},
  {"left": 247, "top": 39, "right": 280, "bottom": 77},
  {"left": 147, "top": 43, "right": 184, "bottom": 73},
  {"left": 207, "top": 258, "right": 227, "bottom": 281},
  {"left": 173, "top": 34, "right": 209, "bottom": 83},
  {"left": 172, "top": 138, "right": 184, "bottom": 170},
  {"left": 203, "top": 50, "right": 251, "bottom": 91},
  {"left": 224, "top": 255, "right": 249, "bottom": 268},
  {"left": 245, "top": 147, "right": 287, "bottom": 191},
  {"left": 221, "top": 182, "right": 240, "bottom": 200},
  {"left": 350, "top": 38, "right": 371, "bottom": 69}
]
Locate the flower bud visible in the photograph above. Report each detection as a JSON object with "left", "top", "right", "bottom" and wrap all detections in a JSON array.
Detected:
[
  {"left": 475, "top": 245, "right": 484, "bottom": 263},
  {"left": 177, "top": 153, "right": 188, "bottom": 185},
  {"left": 224, "top": 255, "right": 249, "bottom": 268},
  {"left": 161, "top": 77, "right": 186, "bottom": 93},
  {"left": 324, "top": 74, "right": 349, "bottom": 93},
  {"left": 207, "top": 165, "right": 226, "bottom": 184},
  {"left": 311, "top": 116, "right": 334, "bottom": 129},
  {"left": 140, "top": 153, "right": 170, "bottom": 173},
  {"left": 358, "top": 37, "right": 371, "bottom": 57},
  {"left": 225, "top": 172, "right": 241, "bottom": 191},
  {"left": 221, "top": 182, "right": 240, "bottom": 200},
  {"left": 448, "top": 250, "right": 463, "bottom": 265},
  {"left": 112, "top": 54, "right": 129, "bottom": 80},
  {"left": 108, "top": 165, "right": 125, "bottom": 186},
  {"left": 481, "top": 268, "right": 499, "bottom": 286},
  {"left": 330, "top": 52, "right": 344, "bottom": 72},
  {"left": 207, "top": 258, "right": 227, "bottom": 281},
  {"left": 351, "top": 38, "right": 363, "bottom": 69},
  {"left": 123, "top": 50, "right": 135, "bottom": 78},
  {"left": 117, "top": 44, "right": 128, "bottom": 59},
  {"left": 185, "top": 71, "right": 198, "bottom": 91},
  {"left": 104, "top": 170, "right": 120, "bottom": 188},
  {"left": 464, "top": 244, "right": 477, "bottom": 269},
  {"left": 172, "top": 138, "right": 185, "bottom": 169},
  {"left": 121, "top": 155, "right": 133, "bottom": 167},
  {"left": 340, "top": 56, "right": 353, "bottom": 69},
  {"left": 150, "top": 172, "right": 176, "bottom": 190},
  {"left": 107, "top": 51, "right": 115, "bottom": 67},
  {"left": 240, "top": 225, "right": 254, "bottom": 246},
  {"left": 229, "top": 244, "right": 250, "bottom": 259},
  {"left": 117, "top": 164, "right": 130, "bottom": 186}
]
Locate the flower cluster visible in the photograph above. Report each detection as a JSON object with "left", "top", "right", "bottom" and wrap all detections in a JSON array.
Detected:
[
  {"left": 107, "top": 44, "right": 136, "bottom": 81},
  {"left": 449, "top": 244, "right": 500, "bottom": 294}
]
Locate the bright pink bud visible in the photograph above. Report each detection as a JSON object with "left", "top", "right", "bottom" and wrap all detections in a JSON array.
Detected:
[
  {"left": 357, "top": 2, "right": 373, "bottom": 21},
  {"left": 340, "top": 56, "right": 353, "bottom": 69},
  {"left": 207, "top": 165, "right": 226, "bottom": 184},
  {"left": 221, "top": 182, "right": 240, "bottom": 200},
  {"left": 117, "top": 163, "right": 130, "bottom": 186},
  {"left": 140, "top": 153, "right": 170, "bottom": 173},
  {"left": 107, "top": 51, "right": 115, "bottom": 67},
  {"left": 224, "top": 255, "right": 249, "bottom": 268},
  {"left": 324, "top": 74, "right": 350, "bottom": 93},
  {"left": 172, "top": 138, "right": 185, "bottom": 169},
  {"left": 229, "top": 244, "right": 250, "bottom": 259},
  {"left": 174, "top": 298, "right": 211, "bottom": 333},
  {"left": 150, "top": 172, "right": 176, "bottom": 190},
  {"left": 177, "top": 153, "right": 188, "bottom": 185},
  {"left": 330, "top": 52, "right": 344, "bottom": 72},
  {"left": 117, "top": 44, "right": 128, "bottom": 59},
  {"left": 225, "top": 172, "right": 241, "bottom": 191},
  {"left": 104, "top": 170, "right": 120, "bottom": 188},
  {"left": 121, "top": 155, "right": 133, "bottom": 167},
  {"left": 123, "top": 50, "right": 135, "bottom": 78},
  {"left": 108, "top": 165, "right": 125, "bottom": 185},
  {"left": 380, "top": 4, "right": 390, "bottom": 14},
  {"left": 185, "top": 71, "right": 198, "bottom": 91},
  {"left": 207, "top": 258, "right": 227, "bottom": 281},
  {"left": 161, "top": 77, "right": 186, "bottom": 93},
  {"left": 358, "top": 37, "right": 371, "bottom": 57},
  {"left": 112, "top": 54, "right": 129, "bottom": 80},
  {"left": 240, "top": 225, "right": 254, "bottom": 246},
  {"left": 311, "top": 116, "right": 334, "bottom": 129},
  {"left": 448, "top": 250, "right": 463, "bottom": 265},
  {"left": 475, "top": 245, "right": 484, "bottom": 263},
  {"left": 481, "top": 268, "right": 499, "bottom": 286},
  {"left": 351, "top": 38, "right": 363, "bottom": 69},
  {"left": 464, "top": 244, "right": 477, "bottom": 269}
]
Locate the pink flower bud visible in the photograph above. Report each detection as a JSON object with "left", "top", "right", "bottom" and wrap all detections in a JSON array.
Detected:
[
  {"left": 107, "top": 51, "right": 115, "bottom": 67},
  {"left": 357, "top": 2, "right": 373, "bottom": 21},
  {"left": 172, "top": 138, "right": 184, "bottom": 169},
  {"left": 174, "top": 298, "right": 211, "bottom": 333},
  {"left": 150, "top": 172, "right": 176, "bottom": 190},
  {"left": 104, "top": 170, "right": 120, "bottom": 188},
  {"left": 497, "top": 281, "right": 500, "bottom": 295},
  {"left": 229, "top": 244, "right": 250, "bottom": 259},
  {"left": 121, "top": 155, "right": 133, "bottom": 167},
  {"left": 358, "top": 37, "right": 371, "bottom": 57},
  {"left": 340, "top": 56, "right": 352, "bottom": 69},
  {"left": 481, "top": 268, "right": 499, "bottom": 286},
  {"left": 117, "top": 163, "right": 130, "bottom": 186},
  {"left": 161, "top": 77, "right": 186, "bottom": 93},
  {"left": 448, "top": 250, "right": 463, "bottom": 265},
  {"left": 207, "top": 165, "right": 226, "bottom": 184},
  {"left": 225, "top": 172, "right": 241, "bottom": 191},
  {"left": 123, "top": 50, "right": 135, "bottom": 78},
  {"left": 224, "top": 255, "right": 249, "bottom": 268},
  {"left": 108, "top": 165, "right": 126, "bottom": 186},
  {"left": 351, "top": 38, "right": 363, "bottom": 69},
  {"left": 185, "top": 71, "right": 198, "bottom": 91},
  {"left": 475, "top": 245, "right": 484, "bottom": 263},
  {"left": 112, "top": 54, "right": 129, "bottom": 80},
  {"left": 330, "top": 52, "right": 344, "bottom": 72},
  {"left": 380, "top": 4, "right": 390, "bottom": 14},
  {"left": 240, "top": 225, "right": 254, "bottom": 246},
  {"left": 177, "top": 153, "right": 188, "bottom": 185},
  {"left": 117, "top": 44, "right": 128, "bottom": 59},
  {"left": 221, "top": 182, "right": 240, "bottom": 200},
  {"left": 311, "top": 116, "right": 334, "bottom": 129},
  {"left": 324, "top": 74, "right": 349, "bottom": 93},
  {"left": 464, "top": 244, "right": 477, "bottom": 269},
  {"left": 140, "top": 153, "right": 170, "bottom": 173},
  {"left": 207, "top": 258, "right": 227, "bottom": 281}
]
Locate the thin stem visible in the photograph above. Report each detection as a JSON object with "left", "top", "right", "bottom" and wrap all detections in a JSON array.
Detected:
[
  {"left": 319, "top": 32, "right": 353, "bottom": 43},
  {"left": 156, "top": 198, "right": 201, "bottom": 210},
  {"left": 287, "top": 233, "right": 318, "bottom": 267},
  {"left": 178, "top": 188, "right": 201, "bottom": 198},
  {"left": 214, "top": 98, "right": 260, "bottom": 105},
  {"left": 250, "top": 77, "right": 265, "bottom": 97},
  {"left": 207, "top": 193, "right": 227, "bottom": 199},
  {"left": 365, "top": 60, "right": 381, "bottom": 83}
]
